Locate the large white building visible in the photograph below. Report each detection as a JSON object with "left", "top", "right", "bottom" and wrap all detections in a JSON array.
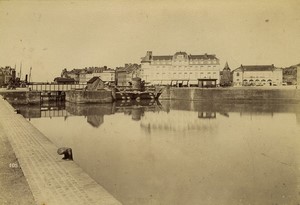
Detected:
[
  {"left": 232, "top": 65, "right": 283, "bottom": 86},
  {"left": 140, "top": 51, "right": 221, "bottom": 87}
]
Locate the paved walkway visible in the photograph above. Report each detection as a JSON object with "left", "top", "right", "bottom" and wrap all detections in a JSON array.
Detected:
[
  {"left": 0, "top": 97, "right": 121, "bottom": 205},
  {"left": 0, "top": 120, "right": 35, "bottom": 205}
]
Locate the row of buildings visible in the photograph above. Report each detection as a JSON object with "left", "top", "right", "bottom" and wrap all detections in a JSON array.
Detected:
[{"left": 58, "top": 51, "right": 298, "bottom": 87}]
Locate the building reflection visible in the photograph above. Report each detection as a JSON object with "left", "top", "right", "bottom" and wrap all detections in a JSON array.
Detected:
[
  {"left": 160, "top": 100, "right": 300, "bottom": 120},
  {"left": 12, "top": 101, "right": 68, "bottom": 120},
  {"left": 140, "top": 100, "right": 300, "bottom": 133},
  {"left": 12, "top": 100, "right": 300, "bottom": 127},
  {"left": 13, "top": 100, "right": 162, "bottom": 127},
  {"left": 198, "top": 112, "right": 216, "bottom": 119},
  {"left": 87, "top": 115, "right": 104, "bottom": 128}
]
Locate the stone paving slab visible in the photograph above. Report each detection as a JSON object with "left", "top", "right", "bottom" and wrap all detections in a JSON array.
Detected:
[{"left": 0, "top": 98, "right": 122, "bottom": 205}]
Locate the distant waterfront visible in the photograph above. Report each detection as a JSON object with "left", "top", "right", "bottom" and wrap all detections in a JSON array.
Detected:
[{"left": 14, "top": 100, "right": 300, "bottom": 205}]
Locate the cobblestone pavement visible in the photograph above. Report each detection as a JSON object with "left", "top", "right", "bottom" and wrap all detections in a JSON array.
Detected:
[
  {"left": 0, "top": 98, "right": 122, "bottom": 205},
  {"left": 0, "top": 120, "right": 35, "bottom": 205}
]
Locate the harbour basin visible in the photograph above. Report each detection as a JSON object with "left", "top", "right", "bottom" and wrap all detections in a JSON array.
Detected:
[{"left": 14, "top": 100, "right": 300, "bottom": 205}]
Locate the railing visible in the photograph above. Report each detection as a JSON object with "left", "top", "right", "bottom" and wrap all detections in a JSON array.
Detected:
[
  {"left": 28, "top": 83, "right": 86, "bottom": 92},
  {"left": 41, "top": 109, "right": 71, "bottom": 118}
]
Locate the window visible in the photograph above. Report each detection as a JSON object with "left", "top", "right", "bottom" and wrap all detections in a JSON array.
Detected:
[{"left": 237, "top": 72, "right": 240, "bottom": 77}]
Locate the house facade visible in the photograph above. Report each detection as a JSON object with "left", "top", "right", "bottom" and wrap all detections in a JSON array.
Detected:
[
  {"left": 0, "top": 66, "right": 15, "bottom": 87},
  {"left": 61, "top": 66, "right": 115, "bottom": 84},
  {"left": 116, "top": 64, "right": 141, "bottom": 86},
  {"left": 98, "top": 69, "right": 115, "bottom": 84},
  {"left": 140, "top": 51, "right": 221, "bottom": 87},
  {"left": 232, "top": 65, "right": 282, "bottom": 86}
]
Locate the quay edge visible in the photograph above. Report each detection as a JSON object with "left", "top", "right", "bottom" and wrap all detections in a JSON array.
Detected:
[
  {"left": 0, "top": 91, "right": 41, "bottom": 105},
  {"left": 160, "top": 87, "right": 300, "bottom": 102},
  {"left": 0, "top": 97, "right": 122, "bottom": 205},
  {"left": 65, "top": 90, "right": 113, "bottom": 104}
]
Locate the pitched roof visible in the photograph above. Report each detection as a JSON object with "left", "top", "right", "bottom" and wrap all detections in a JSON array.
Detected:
[
  {"left": 116, "top": 64, "right": 140, "bottom": 73},
  {"left": 189, "top": 54, "right": 218, "bottom": 60},
  {"left": 141, "top": 51, "right": 219, "bottom": 62},
  {"left": 223, "top": 62, "right": 230, "bottom": 71},
  {"left": 87, "top": 76, "right": 100, "bottom": 84},
  {"left": 54, "top": 77, "right": 75, "bottom": 82},
  {"left": 152, "top": 56, "right": 173, "bottom": 60}
]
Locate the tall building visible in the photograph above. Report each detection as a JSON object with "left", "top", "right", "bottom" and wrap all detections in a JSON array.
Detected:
[
  {"left": 140, "top": 51, "right": 221, "bottom": 87},
  {"left": 232, "top": 64, "right": 282, "bottom": 86},
  {"left": 220, "top": 62, "right": 232, "bottom": 86}
]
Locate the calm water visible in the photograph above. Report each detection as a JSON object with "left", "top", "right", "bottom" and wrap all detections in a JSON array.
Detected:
[{"left": 15, "top": 100, "right": 300, "bottom": 205}]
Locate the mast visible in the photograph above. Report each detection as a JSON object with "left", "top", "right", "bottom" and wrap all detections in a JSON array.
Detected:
[
  {"left": 29, "top": 67, "right": 32, "bottom": 83},
  {"left": 19, "top": 62, "right": 22, "bottom": 80}
]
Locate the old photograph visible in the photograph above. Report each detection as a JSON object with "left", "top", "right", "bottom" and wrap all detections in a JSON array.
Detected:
[{"left": 1, "top": 0, "right": 300, "bottom": 204}]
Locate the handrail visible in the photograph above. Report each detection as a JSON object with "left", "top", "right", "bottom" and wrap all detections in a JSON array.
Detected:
[{"left": 28, "top": 84, "right": 86, "bottom": 91}]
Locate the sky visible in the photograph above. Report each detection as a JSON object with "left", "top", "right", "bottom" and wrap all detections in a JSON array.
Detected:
[{"left": 0, "top": 0, "right": 299, "bottom": 82}]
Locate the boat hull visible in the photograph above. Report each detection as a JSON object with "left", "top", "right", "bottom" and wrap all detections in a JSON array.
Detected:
[{"left": 115, "top": 91, "right": 161, "bottom": 101}]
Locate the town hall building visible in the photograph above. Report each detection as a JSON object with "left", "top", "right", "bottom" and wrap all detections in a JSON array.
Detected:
[
  {"left": 232, "top": 64, "right": 282, "bottom": 86},
  {"left": 140, "top": 51, "right": 221, "bottom": 87}
]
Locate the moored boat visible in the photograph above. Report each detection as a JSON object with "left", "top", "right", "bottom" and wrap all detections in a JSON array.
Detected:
[{"left": 113, "top": 88, "right": 162, "bottom": 100}]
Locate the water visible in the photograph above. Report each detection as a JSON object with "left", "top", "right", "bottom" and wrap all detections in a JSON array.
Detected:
[{"left": 15, "top": 100, "right": 300, "bottom": 205}]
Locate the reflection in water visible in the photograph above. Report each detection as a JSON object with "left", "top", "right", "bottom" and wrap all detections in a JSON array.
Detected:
[
  {"left": 13, "top": 101, "right": 67, "bottom": 119},
  {"left": 87, "top": 115, "right": 104, "bottom": 128},
  {"left": 13, "top": 100, "right": 161, "bottom": 127},
  {"left": 14, "top": 100, "right": 300, "bottom": 205},
  {"left": 198, "top": 112, "right": 216, "bottom": 119}
]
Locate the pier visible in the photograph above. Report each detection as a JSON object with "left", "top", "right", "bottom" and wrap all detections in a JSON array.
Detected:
[
  {"left": 28, "top": 83, "right": 87, "bottom": 103},
  {"left": 0, "top": 97, "right": 121, "bottom": 205}
]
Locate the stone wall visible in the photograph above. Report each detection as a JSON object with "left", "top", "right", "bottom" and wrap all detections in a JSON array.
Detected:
[
  {"left": 0, "top": 91, "right": 41, "bottom": 104},
  {"left": 65, "top": 90, "right": 113, "bottom": 104},
  {"left": 160, "top": 87, "right": 300, "bottom": 102}
]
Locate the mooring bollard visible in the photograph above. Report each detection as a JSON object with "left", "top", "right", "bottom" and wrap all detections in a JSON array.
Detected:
[
  {"left": 14, "top": 109, "right": 21, "bottom": 114},
  {"left": 57, "top": 147, "right": 73, "bottom": 160}
]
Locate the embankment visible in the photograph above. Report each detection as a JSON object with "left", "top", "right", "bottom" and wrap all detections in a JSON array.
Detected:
[
  {"left": 66, "top": 90, "right": 113, "bottom": 103},
  {"left": 0, "top": 97, "right": 121, "bottom": 205},
  {"left": 160, "top": 87, "right": 300, "bottom": 102},
  {"left": 0, "top": 91, "right": 41, "bottom": 104}
]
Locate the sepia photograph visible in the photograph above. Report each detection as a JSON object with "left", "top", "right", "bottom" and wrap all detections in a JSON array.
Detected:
[{"left": 0, "top": 0, "right": 300, "bottom": 204}]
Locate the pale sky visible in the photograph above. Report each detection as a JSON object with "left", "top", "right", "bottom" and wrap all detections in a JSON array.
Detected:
[{"left": 0, "top": 0, "right": 299, "bottom": 82}]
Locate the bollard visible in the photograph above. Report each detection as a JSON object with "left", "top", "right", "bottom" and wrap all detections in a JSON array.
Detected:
[{"left": 57, "top": 147, "right": 73, "bottom": 160}]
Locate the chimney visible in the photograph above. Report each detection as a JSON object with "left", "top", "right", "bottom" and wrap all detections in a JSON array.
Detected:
[
  {"left": 146, "top": 51, "right": 152, "bottom": 59},
  {"left": 12, "top": 70, "right": 16, "bottom": 80}
]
